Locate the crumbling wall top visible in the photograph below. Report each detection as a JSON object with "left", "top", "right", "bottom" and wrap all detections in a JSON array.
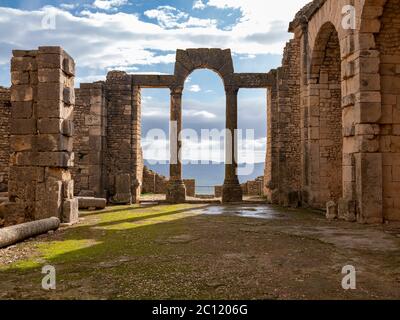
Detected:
[{"left": 288, "top": 0, "right": 327, "bottom": 32}]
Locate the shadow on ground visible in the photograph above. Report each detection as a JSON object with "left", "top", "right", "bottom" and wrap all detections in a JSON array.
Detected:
[{"left": 0, "top": 203, "right": 400, "bottom": 300}]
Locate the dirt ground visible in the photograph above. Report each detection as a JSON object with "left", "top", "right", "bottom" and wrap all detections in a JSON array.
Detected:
[{"left": 0, "top": 203, "right": 400, "bottom": 300}]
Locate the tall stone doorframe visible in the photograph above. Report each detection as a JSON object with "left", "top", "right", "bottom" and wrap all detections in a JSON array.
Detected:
[
  {"left": 121, "top": 48, "right": 275, "bottom": 204},
  {"left": 4, "top": 46, "right": 78, "bottom": 226}
]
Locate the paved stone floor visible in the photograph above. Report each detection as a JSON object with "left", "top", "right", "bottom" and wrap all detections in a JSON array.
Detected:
[{"left": 0, "top": 203, "right": 400, "bottom": 300}]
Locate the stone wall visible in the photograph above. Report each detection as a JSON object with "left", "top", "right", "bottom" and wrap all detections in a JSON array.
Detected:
[
  {"left": 0, "top": 87, "right": 10, "bottom": 192},
  {"left": 142, "top": 166, "right": 168, "bottom": 194},
  {"left": 142, "top": 166, "right": 195, "bottom": 197},
  {"left": 4, "top": 47, "right": 78, "bottom": 226},
  {"left": 306, "top": 23, "right": 343, "bottom": 209},
  {"left": 73, "top": 82, "right": 107, "bottom": 197},
  {"left": 241, "top": 176, "right": 264, "bottom": 196},
  {"left": 183, "top": 179, "right": 195, "bottom": 197},
  {"left": 264, "top": 39, "right": 301, "bottom": 207},
  {"left": 262, "top": 0, "right": 400, "bottom": 222},
  {"left": 376, "top": 0, "right": 400, "bottom": 221},
  {"left": 106, "top": 72, "right": 142, "bottom": 204}
]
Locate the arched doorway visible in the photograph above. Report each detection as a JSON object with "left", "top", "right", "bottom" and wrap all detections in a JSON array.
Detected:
[
  {"left": 181, "top": 69, "right": 226, "bottom": 197},
  {"left": 308, "top": 22, "right": 343, "bottom": 209}
]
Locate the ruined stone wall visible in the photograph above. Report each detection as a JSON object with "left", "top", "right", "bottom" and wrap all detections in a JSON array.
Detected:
[
  {"left": 142, "top": 166, "right": 195, "bottom": 197},
  {"left": 183, "top": 179, "right": 195, "bottom": 197},
  {"left": 106, "top": 72, "right": 138, "bottom": 204},
  {"left": 5, "top": 47, "right": 78, "bottom": 226},
  {"left": 306, "top": 24, "right": 343, "bottom": 209},
  {"left": 142, "top": 166, "right": 168, "bottom": 194},
  {"left": 264, "top": 70, "right": 279, "bottom": 202},
  {"left": 276, "top": 39, "right": 301, "bottom": 206},
  {"left": 0, "top": 87, "right": 10, "bottom": 192},
  {"left": 242, "top": 176, "right": 264, "bottom": 196},
  {"left": 264, "top": 39, "right": 301, "bottom": 206},
  {"left": 73, "top": 82, "right": 107, "bottom": 197},
  {"left": 376, "top": 0, "right": 400, "bottom": 221}
]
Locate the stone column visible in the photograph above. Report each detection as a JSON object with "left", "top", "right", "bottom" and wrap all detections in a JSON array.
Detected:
[
  {"left": 222, "top": 86, "right": 242, "bottom": 203},
  {"left": 5, "top": 46, "right": 78, "bottom": 226},
  {"left": 166, "top": 87, "right": 186, "bottom": 203}
]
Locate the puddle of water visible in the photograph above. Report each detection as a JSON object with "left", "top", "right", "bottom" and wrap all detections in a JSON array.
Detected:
[{"left": 199, "top": 205, "right": 284, "bottom": 220}]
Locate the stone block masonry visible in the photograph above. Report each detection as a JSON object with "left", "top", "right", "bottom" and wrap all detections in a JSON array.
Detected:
[
  {"left": 3, "top": 47, "right": 78, "bottom": 226},
  {"left": 106, "top": 71, "right": 143, "bottom": 204},
  {"left": 142, "top": 166, "right": 196, "bottom": 197},
  {"left": 0, "top": 87, "right": 10, "bottom": 192},
  {"left": 73, "top": 82, "right": 107, "bottom": 198}
]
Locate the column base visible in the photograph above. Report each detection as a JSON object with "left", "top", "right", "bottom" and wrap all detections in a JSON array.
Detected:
[
  {"left": 166, "top": 180, "right": 186, "bottom": 204},
  {"left": 222, "top": 180, "right": 243, "bottom": 203}
]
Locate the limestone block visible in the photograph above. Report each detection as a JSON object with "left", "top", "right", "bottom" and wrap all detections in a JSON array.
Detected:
[
  {"left": 38, "top": 69, "right": 63, "bottom": 83},
  {"left": 63, "top": 179, "right": 74, "bottom": 199},
  {"left": 37, "top": 53, "right": 63, "bottom": 69},
  {"left": 10, "top": 135, "right": 34, "bottom": 152},
  {"left": 36, "top": 134, "right": 73, "bottom": 152},
  {"left": 11, "top": 71, "right": 30, "bottom": 85},
  {"left": 62, "top": 198, "right": 79, "bottom": 223},
  {"left": 77, "top": 197, "right": 106, "bottom": 210},
  {"left": 37, "top": 83, "right": 63, "bottom": 101},
  {"left": 338, "top": 199, "right": 356, "bottom": 222},
  {"left": 326, "top": 201, "right": 338, "bottom": 220},
  {"left": 11, "top": 57, "right": 37, "bottom": 73},
  {"left": 11, "top": 101, "right": 33, "bottom": 119},
  {"left": 10, "top": 118, "right": 37, "bottom": 135},
  {"left": 63, "top": 87, "right": 75, "bottom": 105},
  {"left": 113, "top": 174, "right": 132, "bottom": 204},
  {"left": 10, "top": 85, "right": 33, "bottom": 102}
]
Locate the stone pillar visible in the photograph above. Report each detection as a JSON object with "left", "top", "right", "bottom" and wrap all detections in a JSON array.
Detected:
[
  {"left": 5, "top": 47, "right": 78, "bottom": 226},
  {"left": 166, "top": 87, "right": 186, "bottom": 203},
  {"left": 74, "top": 82, "right": 107, "bottom": 198},
  {"left": 106, "top": 71, "right": 142, "bottom": 205},
  {"left": 264, "top": 72, "right": 280, "bottom": 204},
  {"left": 222, "top": 86, "right": 242, "bottom": 203}
]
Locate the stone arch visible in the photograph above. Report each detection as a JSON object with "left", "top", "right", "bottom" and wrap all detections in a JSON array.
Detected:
[
  {"left": 174, "top": 49, "right": 234, "bottom": 89},
  {"left": 307, "top": 22, "right": 343, "bottom": 209}
]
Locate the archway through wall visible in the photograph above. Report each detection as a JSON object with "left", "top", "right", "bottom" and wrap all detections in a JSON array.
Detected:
[
  {"left": 237, "top": 89, "right": 267, "bottom": 186},
  {"left": 182, "top": 69, "right": 226, "bottom": 197},
  {"left": 308, "top": 22, "right": 343, "bottom": 209},
  {"left": 140, "top": 88, "right": 171, "bottom": 200}
]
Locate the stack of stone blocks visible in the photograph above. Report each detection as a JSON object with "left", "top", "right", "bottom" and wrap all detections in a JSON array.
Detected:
[
  {"left": 4, "top": 47, "right": 78, "bottom": 226},
  {"left": 0, "top": 87, "right": 10, "bottom": 192},
  {"left": 73, "top": 82, "right": 107, "bottom": 198}
]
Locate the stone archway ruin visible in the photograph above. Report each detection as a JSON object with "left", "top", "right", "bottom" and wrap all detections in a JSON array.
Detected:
[
  {"left": 109, "top": 49, "right": 275, "bottom": 204},
  {"left": 1, "top": 0, "right": 400, "bottom": 227}
]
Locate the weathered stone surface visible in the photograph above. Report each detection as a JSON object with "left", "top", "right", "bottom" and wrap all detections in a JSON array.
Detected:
[
  {"left": 3, "top": 47, "right": 78, "bottom": 227},
  {"left": 77, "top": 197, "right": 106, "bottom": 210},
  {"left": 326, "top": 201, "right": 338, "bottom": 220},
  {"left": 62, "top": 198, "right": 79, "bottom": 223}
]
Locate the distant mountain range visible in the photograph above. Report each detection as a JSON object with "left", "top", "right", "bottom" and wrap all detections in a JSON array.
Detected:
[{"left": 144, "top": 160, "right": 265, "bottom": 187}]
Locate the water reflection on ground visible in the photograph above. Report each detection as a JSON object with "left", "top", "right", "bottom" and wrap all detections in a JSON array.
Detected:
[{"left": 198, "top": 205, "right": 286, "bottom": 220}]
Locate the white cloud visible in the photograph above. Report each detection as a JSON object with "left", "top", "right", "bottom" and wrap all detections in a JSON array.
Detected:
[
  {"left": 93, "top": 0, "right": 128, "bottom": 10},
  {"left": 189, "top": 84, "right": 201, "bottom": 92},
  {"left": 193, "top": 0, "right": 206, "bottom": 10},
  {"left": 0, "top": 2, "right": 309, "bottom": 86},
  {"left": 60, "top": 3, "right": 78, "bottom": 10},
  {"left": 185, "top": 110, "right": 217, "bottom": 119},
  {"left": 144, "top": 6, "right": 216, "bottom": 29}
]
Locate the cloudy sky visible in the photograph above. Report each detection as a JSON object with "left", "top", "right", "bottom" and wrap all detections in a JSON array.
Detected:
[{"left": 0, "top": 0, "right": 309, "bottom": 166}]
